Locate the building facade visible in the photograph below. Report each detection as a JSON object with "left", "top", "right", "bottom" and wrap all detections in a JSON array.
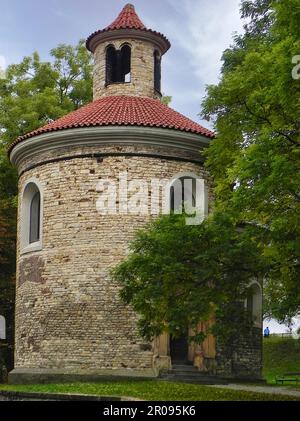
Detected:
[{"left": 8, "top": 4, "right": 262, "bottom": 383}]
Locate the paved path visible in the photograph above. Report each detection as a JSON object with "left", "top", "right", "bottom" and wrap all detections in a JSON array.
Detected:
[{"left": 211, "top": 384, "right": 300, "bottom": 398}]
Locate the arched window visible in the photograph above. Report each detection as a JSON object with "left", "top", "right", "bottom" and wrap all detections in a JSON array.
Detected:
[
  {"left": 246, "top": 283, "right": 262, "bottom": 327},
  {"left": 30, "top": 191, "right": 40, "bottom": 244},
  {"left": 170, "top": 177, "right": 196, "bottom": 213},
  {"left": 106, "top": 45, "right": 117, "bottom": 84},
  {"left": 21, "top": 180, "right": 43, "bottom": 253},
  {"left": 120, "top": 44, "right": 131, "bottom": 83},
  {"left": 0, "top": 315, "right": 6, "bottom": 340},
  {"left": 154, "top": 50, "right": 161, "bottom": 92},
  {"left": 168, "top": 174, "right": 208, "bottom": 225},
  {"left": 106, "top": 44, "right": 131, "bottom": 85}
]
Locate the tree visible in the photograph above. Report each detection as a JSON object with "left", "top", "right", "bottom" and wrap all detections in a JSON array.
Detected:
[
  {"left": 0, "top": 40, "right": 93, "bottom": 147},
  {"left": 112, "top": 212, "right": 265, "bottom": 344},
  {"left": 202, "top": 0, "right": 300, "bottom": 323}
]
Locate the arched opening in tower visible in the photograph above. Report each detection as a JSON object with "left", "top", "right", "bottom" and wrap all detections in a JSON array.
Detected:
[
  {"left": 154, "top": 50, "right": 161, "bottom": 92},
  {"left": 106, "top": 44, "right": 131, "bottom": 85}
]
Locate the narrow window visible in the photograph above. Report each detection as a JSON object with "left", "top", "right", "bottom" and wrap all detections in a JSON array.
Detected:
[
  {"left": 29, "top": 191, "right": 40, "bottom": 244},
  {"left": 154, "top": 50, "right": 161, "bottom": 92},
  {"left": 170, "top": 177, "right": 196, "bottom": 213},
  {"left": 0, "top": 315, "right": 6, "bottom": 340},
  {"left": 21, "top": 181, "right": 43, "bottom": 252},
  {"left": 120, "top": 45, "right": 131, "bottom": 83},
  {"left": 106, "top": 45, "right": 117, "bottom": 84}
]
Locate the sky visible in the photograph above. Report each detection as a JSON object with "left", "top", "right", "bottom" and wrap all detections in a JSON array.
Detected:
[
  {"left": 0, "top": 0, "right": 245, "bottom": 126},
  {"left": 0, "top": 0, "right": 299, "bottom": 334}
]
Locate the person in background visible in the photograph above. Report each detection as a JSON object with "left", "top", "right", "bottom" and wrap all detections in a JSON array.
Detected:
[{"left": 264, "top": 326, "right": 270, "bottom": 338}]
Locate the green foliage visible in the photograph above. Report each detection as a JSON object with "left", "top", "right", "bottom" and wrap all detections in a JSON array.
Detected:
[
  {"left": 161, "top": 95, "right": 172, "bottom": 106},
  {"left": 0, "top": 40, "right": 93, "bottom": 147},
  {"left": 112, "top": 212, "right": 265, "bottom": 345},
  {"left": 202, "top": 0, "right": 300, "bottom": 322},
  {"left": 0, "top": 144, "right": 17, "bottom": 309},
  {"left": 0, "top": 380, "right": 299, "bottom": 401}
]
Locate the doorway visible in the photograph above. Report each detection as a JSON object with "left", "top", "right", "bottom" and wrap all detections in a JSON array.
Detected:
[{"left": 170, "top": 334, "right": 189, "bottom": 364}]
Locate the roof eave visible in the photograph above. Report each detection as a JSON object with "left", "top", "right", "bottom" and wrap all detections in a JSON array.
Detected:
[{"left": 86, "top": 28, "right": 171, "bottom": 54}]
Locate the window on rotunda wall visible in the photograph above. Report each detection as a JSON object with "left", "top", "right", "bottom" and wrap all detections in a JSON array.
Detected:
[
  {"left": 154, "top": 50, "right": 161, "bottom": 92},
  {"left": 30, "top": 191, "right": 40, "bottom": 244},
  {"left": 169, "top": 174, "right": 208, "bottom": 225},
  {"left": 21, "top": 180, "right": 43, "bottom": 254},
  {"left": 170, "top": 177, "right": 196, "bottom": 213},
  {"left": 0, "top": 315, "right": 6, "bottom": 340},
  {"left": 106, "top": 44, "right": 131, "bottom": 85}
]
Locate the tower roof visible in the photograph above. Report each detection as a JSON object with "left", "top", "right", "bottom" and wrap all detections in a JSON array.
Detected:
[
  {"left": 8, "top": 96, "right": 214, "bottom": 155},
  {"left": 86, "top": 4, "right": 170, "bottom": 54},
  {"left": 105, "top": 3, "right": 146, "bottom": 31}
]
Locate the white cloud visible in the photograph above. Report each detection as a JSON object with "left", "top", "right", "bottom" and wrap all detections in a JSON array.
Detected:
[
  {"left": 165, "top": 0, "right": 243, "bottom": 85},
  {"left": 145, "top": 0, "right": 245, "bottom": 122}
]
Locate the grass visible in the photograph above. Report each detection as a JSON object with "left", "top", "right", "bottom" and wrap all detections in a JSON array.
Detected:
[
  {"left": 0, "top": 380, "right": 299, "bottom": 401},
  {"left": 1, "top": 336, "right": 299, "bottom": 400},
  {"left": 263, "top": 336, "right": 300, "bottom": 385}
]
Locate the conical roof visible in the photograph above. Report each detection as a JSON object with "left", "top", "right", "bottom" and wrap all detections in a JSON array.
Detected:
[
  {"left": 86, "top": 4, "right": 170, "bottom": 53},
  {"left": 105, "top": 3, "right": 146, "bottom": 30}
]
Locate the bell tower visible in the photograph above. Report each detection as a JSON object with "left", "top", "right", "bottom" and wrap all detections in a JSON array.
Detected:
[{"left": 86, "top": 4, "right": 170, "bottom": 100}]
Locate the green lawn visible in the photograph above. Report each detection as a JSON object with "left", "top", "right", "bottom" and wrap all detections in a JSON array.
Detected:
[
  {"left": 1, "top": 336, "right": 299, "bottom": 400},
  {"left": 263, "top": 336, "right": 300, "bottom": 385},
  {"left": 0, "top": 380, "right": 299, "bottom": 401}
]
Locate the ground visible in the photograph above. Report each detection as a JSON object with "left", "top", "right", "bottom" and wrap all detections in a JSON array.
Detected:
[
  {"left": 0, "top": 380, "right": 300, "bottom": 401},
  {"left": 0, "top": 337, "right": 299, "bottom": 401}
]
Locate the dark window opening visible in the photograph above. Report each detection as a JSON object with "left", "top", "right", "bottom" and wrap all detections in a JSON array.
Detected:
[
  {"left": 120, "top": 45, "right": 131, "bottom": 83},
  {"left": 106, "top": 44, "right": 131, "bottom": 85},
  {"left": 170, "top": 178, "right": 196, "bottom": 212},
  {"left": 29, "top": 191, "right": 40, "bottom": 244},
  {"left": 154, "top": 50, "right": 161, "bottom": 92},
  {"left": 106, "top": 46, "right": 118, "bottom": 84}
]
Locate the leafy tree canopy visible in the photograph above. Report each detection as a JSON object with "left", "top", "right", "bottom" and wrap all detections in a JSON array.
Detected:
[
  {"left": 0, "top": 40, "right": 93, "bottom": 147},
  {"left": 113, "top": 212, "right": 265, "bottom": 344},
  {"left": 202, "top": 0, "right": 300, "bottom": 324}
]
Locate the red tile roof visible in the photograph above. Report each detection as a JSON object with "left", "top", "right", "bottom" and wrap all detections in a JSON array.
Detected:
[
  {"left": 9, "top": 96, "right": 214, "bottom": 154},
  {"left": 86, "top": 4, "right": 170, "bottom": 53},
  {"left": 105, "top": 3, "right": 146, "bottom": 31}
]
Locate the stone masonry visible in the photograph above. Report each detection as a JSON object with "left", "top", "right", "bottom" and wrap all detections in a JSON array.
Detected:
[{"left": 14, "top": 143, "right": 211, "bottom": 375}]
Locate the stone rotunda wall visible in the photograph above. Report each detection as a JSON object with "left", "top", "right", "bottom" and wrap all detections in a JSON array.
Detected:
[{"left": 14, "top": 137, "right": 212, "bottom": 376}]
